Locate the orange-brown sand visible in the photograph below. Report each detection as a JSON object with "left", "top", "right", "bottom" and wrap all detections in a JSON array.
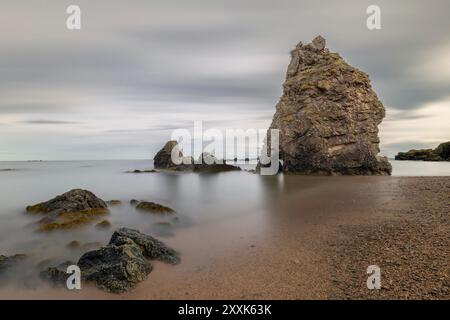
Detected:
[{"left": 0, "top": 176, "right": 448, "bottom": 299}]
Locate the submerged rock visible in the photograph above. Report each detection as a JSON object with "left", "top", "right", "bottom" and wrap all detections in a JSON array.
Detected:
[
  {"left": 261, "top": 36, "right": 391, "bottom": 175},
  {"left": 0, "top": 254, "right": 27, "bottom": 274},
  {"left": 106, "top": 200, "right": 121, "bottom": 206},
  {"left": 126, "top": 169, "right": 157, "bottom": 173},
  {"left": 136, "top": 201, "right": 175, "bottom": 214},
  {"left": 42, "top": 228, "right": 179, "bottom": 293},
  {"left": 395, "top": 142, "right": 450, "bottom": 161},
  {"left": 153, "top": 141, "right": 240, "bottom": 173},
  {"left": 40, "top": 260, "right": 75, "bottom": 286},
  {"left": 26, "top": 189, "right": 108, "bottom": 231},
  {"left": 66, "top": 240, "right": 81, "bottom": 249},
  {"left": 95, "top": 219, "right": 112, "bottom": 229}
]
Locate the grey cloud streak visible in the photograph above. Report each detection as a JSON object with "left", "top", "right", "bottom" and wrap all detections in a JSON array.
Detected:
[{"left": 0, "top": 0, "right": 449, "bottom": 160}]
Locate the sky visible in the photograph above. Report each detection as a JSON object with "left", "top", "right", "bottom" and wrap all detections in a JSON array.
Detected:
[{"left": 0, "top": 0, "right": 449, "bottom": 160}]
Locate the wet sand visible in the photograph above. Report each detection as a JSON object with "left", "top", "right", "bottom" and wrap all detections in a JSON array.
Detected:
[{"left": 0, "top": 176, "right": 448, "bottom": 299}]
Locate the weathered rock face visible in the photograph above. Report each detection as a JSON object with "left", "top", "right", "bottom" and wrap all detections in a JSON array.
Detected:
[
  {"left": 395, "top": 141, "right": 450, "bottom": 161},
  {"left": 78, "top": 237, "right": 151, "bottom": 293},
  {"left": 26, "top": 189, "right": 108, "bottom": 231},
  {"left": 41, "top": 228, "right": 179, "bottom": 293},
  {"left": 264, "top": 36, "right": 391, "bottom": 175},
  {"left": 110, "top": 228, "right": 180, "bottom": 265},
  {"left": 153, "top": 140, "right": 182, "bottom": 169}
]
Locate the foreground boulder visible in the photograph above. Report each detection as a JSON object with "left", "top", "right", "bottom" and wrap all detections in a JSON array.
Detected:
[
  {"left": 78, "top": 237, "right": 151, "bottom": 293},
  {"left": 395, "top": 141, "right": 450, "bottom": 161},
  {"left": 261, "top": 36, "right": 391, "bottom": 175},
  {"left": 153, "top": 141, "right": 240, "bottom": 173},
  {"left": 26, "top": 189, "right": 108, "bottom": 231},
  {"left": 41, "top": 228, "right": 179, "bottom": 293},
  {"left": 110, "top": 228, "right": 180, "bottom": 264}
]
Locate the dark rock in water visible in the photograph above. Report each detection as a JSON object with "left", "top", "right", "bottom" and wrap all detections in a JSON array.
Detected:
[
  {"left": 66, "top": 240, "right": 81, "bottom": 249},
  {"left": 42, "top": 228, "right": 179, "bottom": 293},
  {"left": 192, "top": 163, "right": 241, "bottom": 173},
  {"left": 78, "top": 238, "right": 151, "bottom": 293},
  {"left": 40, "top": 260, "right": 75, "bottom": 285},
  {"left": 0, "top": 254, "right": 27, "bottom": 273},
  {"left": 153, "top": 140, "right": 183, "bottom": 169},
  {"left": 260, "top": 36, "right": 391, "bottom": 175},
  {"left": 395, "top": 142, "right": 450, "bottom": 161},
  {"left": 110, "top": 228, "right": 180, "bottom": 264},
  {"left": 106, "top": 200, "right": 121, "bottom": 206},
  {"left": 95, "top": 219, "right": 112, "bottom": 229},
  {"left": 126, "top": 169, "right": 157, "bottom": 173},
  {"left": 136, "top": 201, "right": 175, "bottom": 214},
  {"left": 153, "top": 141, "right": 240, "bottom": 173},
  {"left": 26, "top": 189, "right": 108, "bottom": 231},
  {"left": 130, "top": 199, "right": 139, "bottom": 206}
]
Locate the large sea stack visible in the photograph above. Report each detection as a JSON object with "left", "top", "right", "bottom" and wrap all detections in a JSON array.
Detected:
[{"left": 264, "top": 36, "right": 391, "bottom": 175}]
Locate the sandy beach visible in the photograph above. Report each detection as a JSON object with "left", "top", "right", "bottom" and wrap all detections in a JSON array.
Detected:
[{"left": 1, "top": 175, "right": 448, "bottom": 300}]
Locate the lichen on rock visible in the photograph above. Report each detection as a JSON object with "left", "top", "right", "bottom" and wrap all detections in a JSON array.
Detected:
[
  {"left": 26, "top": 189, "right": 108, "bottom": 231},
  {"left": 136, "top": 201, "right": 175, "bottom": 214}
]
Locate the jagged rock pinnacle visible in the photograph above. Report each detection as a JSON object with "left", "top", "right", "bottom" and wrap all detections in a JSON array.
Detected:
[
  {"left": 311, "top": 35, "right": 326, "bottom": 50},
  {"left": 262, "top": 37, "right": 391, "bottom": 175}
]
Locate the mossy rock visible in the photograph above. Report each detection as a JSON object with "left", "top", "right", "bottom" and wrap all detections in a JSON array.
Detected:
[
  {"left": 96, "top": 219, "right": 112, "bottom": 229},
  {"left": 26, "top": 189, "right": 109, "bottom": 231},
  {"left": 37, "top": 208, "right": 109, "bottom": 232},
  {"left": 136, "top": 201, "right": 175, "bottom": 214},
  {"left": 106, "top": 200, "right": 121, "bottom": 206},
  {"left": 66, "top": 240, "right": 81, "bottom": 248}
]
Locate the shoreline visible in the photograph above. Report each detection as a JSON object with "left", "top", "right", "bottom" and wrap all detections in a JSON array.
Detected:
[{"left": 0, "top": 176, "right": 448, "bottom": 299}]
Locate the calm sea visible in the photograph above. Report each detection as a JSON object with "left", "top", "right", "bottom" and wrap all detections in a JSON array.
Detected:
[{"left": 0, "top": 159, "right": 448, "bottom": 291}]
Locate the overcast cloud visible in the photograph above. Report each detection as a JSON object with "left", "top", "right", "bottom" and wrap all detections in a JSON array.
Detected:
[{"left": 0, "top": 0, "right": 449, "bottom": 160}]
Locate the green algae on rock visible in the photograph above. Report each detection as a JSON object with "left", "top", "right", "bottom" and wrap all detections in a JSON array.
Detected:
[
  {"left": 136, "top": 201, "right": 175, "bottom": 214},
  {"left": 26, "top": 189, "right": 108, "bottom": 231},
  {"left": 95, "top": 219, "right": 112, "bottom": 229}
]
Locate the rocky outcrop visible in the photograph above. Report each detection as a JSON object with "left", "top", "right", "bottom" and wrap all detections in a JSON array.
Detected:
[
  {"left": 395, "top": 142, "right": 450, "bottom": 161},
  {"left": 262, "top": 36, "right": 391, "bottom": 175},
  {"left": 41, "top": 228, "right": 179, "bottom": 293},
  {"left": 26, "top": 189, "right": 108, "bottom": 231},
  {"left": 153, "top": 140, "right": 184, "bottom": 169},
  {"left": 153, "top": 141, "right": 240, "bottom": 173}
]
